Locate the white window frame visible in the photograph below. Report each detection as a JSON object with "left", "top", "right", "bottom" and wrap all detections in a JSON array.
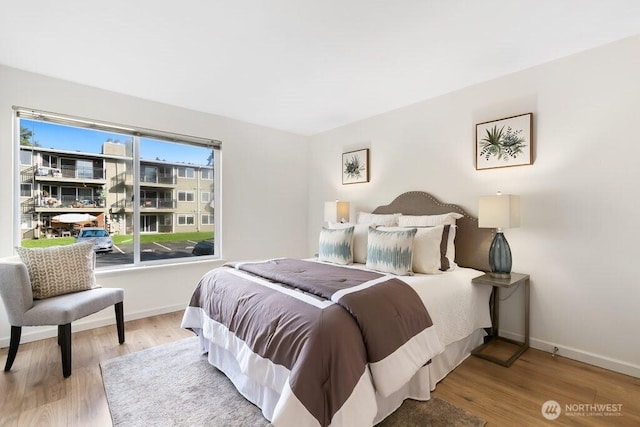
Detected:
[
  {"left": 20, "top": 183, "right": 32, "bottom": 197},
  {"left": 178, "top": 167, "right": 195, "bottom": 179},
  {"left": 201, "top": 191, "right": 210, "bottom": 203},
  {"left": 178, "top": 191, "right": 195, "bottom": 202},
  {"left": 201, "top": 168, "right": 213, "bottom": 180},
  {"left": 177, "top": 214, "right": 195, "bottom": 226},
  {"left": 14, "top": 107, "right": 222, "bottom": 265},
  {"left": 201, "top": 214, "right": 214, "bottom": 225},
  {"left": 20, "top": 214, "right": 33, "bottom": 230},
  {"left": 20, "top": 150, "right": 32, "bottom": 166}
]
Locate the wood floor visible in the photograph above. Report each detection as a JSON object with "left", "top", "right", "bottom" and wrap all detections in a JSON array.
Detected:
[{"left": 1, "top": 311, "right": 638, "bottom": 426}]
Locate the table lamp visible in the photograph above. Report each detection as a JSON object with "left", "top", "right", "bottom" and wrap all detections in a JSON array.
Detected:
[
  {"left": 478, "top": 192, "right": 520, "bottom": 278},
  {"left": 324, "top": 201, "right": 350, "bottom": 225}
]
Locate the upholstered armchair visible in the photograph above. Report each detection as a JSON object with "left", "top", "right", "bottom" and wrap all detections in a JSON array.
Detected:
[{"left": 0, "top": 254, "right": 124, "bottom": 378}]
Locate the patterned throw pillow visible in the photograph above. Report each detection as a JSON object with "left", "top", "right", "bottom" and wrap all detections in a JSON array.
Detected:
[
  {"left": 366, "top": 227, "right": 417, "bottom": 276},
  {"left": 16, "top": 242, "right": 96, "bottom": 299},
  {"left": 318, "top": 226, "right": 354, "bottom": 265},
  {"left": 378, "top": 225, "right": 454, "bottom": 273},
  {"left": 327, "top": 223, "right": 369, "bottom": 264}
]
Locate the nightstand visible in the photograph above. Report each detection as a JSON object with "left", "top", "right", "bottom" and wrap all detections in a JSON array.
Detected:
[{"left": 471, "top": 272, "right": 530, "bottom": 366}]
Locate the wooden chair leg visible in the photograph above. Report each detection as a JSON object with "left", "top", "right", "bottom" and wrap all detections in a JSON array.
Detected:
[
  {"left": 4, "top": 326, "right": 21, "bottom": 372},
  {"left": 115, "top": 302, "right": 125, "bottom": 344},
  {"left": 58, "top": 323, "right": 72, "bottom": 378}
]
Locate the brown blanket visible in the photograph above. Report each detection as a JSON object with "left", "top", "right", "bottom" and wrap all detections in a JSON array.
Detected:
[{"left": 186, "top": 259, "right": 442, "bottom": 426}]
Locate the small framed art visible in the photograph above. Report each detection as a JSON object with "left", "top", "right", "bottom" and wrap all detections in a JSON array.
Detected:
[
  {"left": 476, "top": 113, "right": 533, "bottom": 170},
  {"left": 342, "top": 149, "right": 369, "bottom": 184}
]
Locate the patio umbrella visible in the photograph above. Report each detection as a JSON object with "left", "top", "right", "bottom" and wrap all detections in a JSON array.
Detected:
[{"left": 51, "top": 213, "right": 97, "bottom": 224}]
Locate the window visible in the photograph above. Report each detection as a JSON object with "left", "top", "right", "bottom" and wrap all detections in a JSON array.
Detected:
[
  {"left": 41, "top": 154, "right": 58, "bottom": 168},
  {"left": 201, "top": 191, "right": 210, "bottom": 203},
  {"left": 178, "top": 167, "right": 195, "bottom": 179},
  {"left": 20, "top": 183, "right": 32, "bottom": 197},
  {"left": 15, "top": 108, "right": 221, "bottom": 267},
  {"left": 178, "top": 191, "right": 195, "bottom": 202},
  {"left": 177, "top": 214, "right": 195, "bottom": 226},
  {"left": 142, "top": 165, "right": 158, "bottom": 183},
  {"left": 20, "top": 214, "right": 32, "bottom": 230},
  {"left": 201, "top": 168, "right": 213, "bottom": 180},
  {"left": 20, "top": 150, "right": 32, "bottom": 166},
  {"left": 201, "top": 214, "right": 214, "bottom": 225}
]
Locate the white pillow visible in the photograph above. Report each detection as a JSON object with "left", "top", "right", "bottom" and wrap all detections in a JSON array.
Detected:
[
  {"left": 356, "top": 212, "right": 402, "bottom": 226},
  {"left": 318, "top": 226, "right": 354, "bottom": 265},
  {"left": 328, "top": 222, "right": 368, "bottom": 264},
  {"left": 397, "top": 212, "right": 463, "bottom": 227},
  {"left": 366, "top": 227, "right": 416, "bottom": 276},
  {"left": 16, "top": 242, "right": 96, "bottom": 299}
]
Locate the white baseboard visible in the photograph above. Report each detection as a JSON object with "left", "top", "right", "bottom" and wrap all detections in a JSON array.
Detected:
[
  {"left": 3, "top": 309, "right": 638, "bottom": 380},
  {"left": 500, "top": 329, "right": 640, "bottom": 379},
  {"left": 0, "top": 303, "right": 186, "bottom": 348}
]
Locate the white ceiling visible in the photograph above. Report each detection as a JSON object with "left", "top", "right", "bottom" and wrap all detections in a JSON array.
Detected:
[{"left": 2, "top": 1, "right": 640, "bottom": 136}]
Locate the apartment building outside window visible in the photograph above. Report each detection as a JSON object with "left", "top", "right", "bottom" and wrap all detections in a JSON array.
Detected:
[{"left": 15, "top": 108, "right": 221, "bottom": 267}]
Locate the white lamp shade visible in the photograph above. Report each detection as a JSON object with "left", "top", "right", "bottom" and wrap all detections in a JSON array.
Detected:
[
  {"left": 324, "top": 201, "right": 350, "bottom": 224},
  {"left": 478, "top": 194, "right": 520, "bottom": 229}
]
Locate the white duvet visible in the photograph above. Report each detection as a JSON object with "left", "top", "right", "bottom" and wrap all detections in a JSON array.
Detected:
[{"left": 313, "top": 260, "right": 492, "bottom": 348}]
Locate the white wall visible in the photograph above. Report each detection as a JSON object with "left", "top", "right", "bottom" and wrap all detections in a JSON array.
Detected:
[
  {"left": 3, "top": 34, "right": 639, "bottom": 378},
  {"left": 307, "top": 35, "right": 640, "bottom": 377},
  {"left": 0, "top": 65, "right": 308, "bottom": 346}
]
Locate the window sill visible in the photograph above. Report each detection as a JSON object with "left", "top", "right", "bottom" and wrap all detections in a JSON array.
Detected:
[{"left": 95, "top": 257, "right": 226, "bottom": 277}]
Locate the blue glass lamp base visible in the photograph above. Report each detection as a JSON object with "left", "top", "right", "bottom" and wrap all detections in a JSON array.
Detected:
[{"left": 489, "top": 232, "right": 512, "bottom": 279}]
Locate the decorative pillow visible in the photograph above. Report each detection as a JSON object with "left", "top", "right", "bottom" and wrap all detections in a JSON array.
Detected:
[
  {"left": 378, "top": 225, "right": 454, "bottom": 274},
  {"left": 398, "top": 212, "right": 463, "bottom": 227},
  {"left": 318, "top": 226, "right": 354, "bottom": 265},
  {"left": 444, "top": 225, "right": 457, "bottom": 270},
  {"left": 366, "top": 227, "right": 416, "bottom": 276},
  {"left": 328, "top": 222, "right": 368, "bottom": 264},
  {"left": 16, "top": 242, "right": 96, "bottom": 299},
  {"left": 356, "top": 212, "right": 402, "bottom": 226}
]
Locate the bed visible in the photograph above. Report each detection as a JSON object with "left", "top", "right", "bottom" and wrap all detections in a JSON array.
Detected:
[{"left": 181, "top": 191, "right": 495, "bottom": 426}]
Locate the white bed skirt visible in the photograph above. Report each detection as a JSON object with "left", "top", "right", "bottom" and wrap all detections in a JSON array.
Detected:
[{"left": 196, "top": 327, "right": 485, "bottom": 426}]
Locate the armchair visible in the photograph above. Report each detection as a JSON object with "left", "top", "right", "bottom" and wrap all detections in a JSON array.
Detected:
[{"left": 0, "top": 257, "right": 124, "bottom": 377}]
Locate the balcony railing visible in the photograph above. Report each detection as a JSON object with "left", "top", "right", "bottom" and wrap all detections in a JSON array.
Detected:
[
  {"left": 22, "top": 195, "right": 106, "bottom": 212},
  {"left": 118, "top": 172, "right": 176, "bottom": 186},
  {"left": 140, "top": 198, "right": 177, "bottom": 209},
  {"left": 35, "top": 165, "right": 105, "bottom": 180},
  {"left": 142, "top": 173, "right": 176, "bottom": 185},
  {"left": 111, "top": 198, "right": 177, "bottom": 210},
  {"left": 37, "top": 196, "right": 106, "bottom": 209}
]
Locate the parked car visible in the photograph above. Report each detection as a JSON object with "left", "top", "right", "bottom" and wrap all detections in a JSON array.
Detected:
[
  {"left": 192, "top": 239, "right": 214, "bottom": 256},
  {"left": 76, "top": 227, "right": 113, "bottom": 252}
]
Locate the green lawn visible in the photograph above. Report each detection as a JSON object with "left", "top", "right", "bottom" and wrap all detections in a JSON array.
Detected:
[{"left": 22, "top": 231, "right": 213, "bottom": 248}]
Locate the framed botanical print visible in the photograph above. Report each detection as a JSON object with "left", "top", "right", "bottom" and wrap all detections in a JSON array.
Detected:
[
  {"left": 476, "top": 113, "right": 533, "bottom": 170},
  {"left": 342, "top": 149, "right": 369, "bottom": 184}
]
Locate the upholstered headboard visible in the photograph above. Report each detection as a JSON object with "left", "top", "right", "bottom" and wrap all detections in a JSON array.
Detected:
[{"left": 372, "top": 191, "right": 493, "bottom": 272}]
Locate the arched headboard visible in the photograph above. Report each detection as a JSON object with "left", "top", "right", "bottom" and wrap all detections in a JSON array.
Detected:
[{"left": 372, "top": 191, "right": 493, "bottom": 272}]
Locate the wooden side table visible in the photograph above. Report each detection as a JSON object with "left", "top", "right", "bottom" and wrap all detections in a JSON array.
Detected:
[{"left": 471, "top": 272, "right": 530, "bottom": 366}]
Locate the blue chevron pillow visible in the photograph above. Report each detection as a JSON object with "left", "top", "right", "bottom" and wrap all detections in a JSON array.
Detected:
[
  {"left": 318, "top": 226, "right": 354, "bottom": 265},
  {"left": 366, "top": 226, "right": 417, "bottom": 276}
]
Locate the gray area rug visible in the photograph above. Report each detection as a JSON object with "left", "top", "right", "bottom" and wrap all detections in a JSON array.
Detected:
[{"left": 101, "top": 337, "right": 485, "bottom": 426}]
